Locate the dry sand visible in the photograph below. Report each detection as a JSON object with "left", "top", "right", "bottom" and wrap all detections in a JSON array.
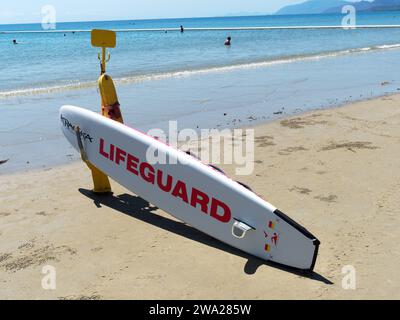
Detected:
[{"left": 1, "top": 94, "right": 400, "bottom": 299}]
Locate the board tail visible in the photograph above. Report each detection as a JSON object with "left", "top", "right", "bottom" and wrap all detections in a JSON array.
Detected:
[{"left": 274, "top": 209, "right": 320, "bottom": 271}]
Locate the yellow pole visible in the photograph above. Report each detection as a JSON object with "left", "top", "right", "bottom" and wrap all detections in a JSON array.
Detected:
[
  {"left": 101, "top": 47, "right": 106, "bottom": 74},
  {"left": 86, "top": 162, "right": 112, "bottom": 193},
  {"left": 84, "top": 29, "right": 121, "bottom": 194}
]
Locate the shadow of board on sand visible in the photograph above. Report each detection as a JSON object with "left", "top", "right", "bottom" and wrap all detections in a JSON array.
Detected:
[{"left": 79, "top": 188, "right": 333, "bottom": 285}]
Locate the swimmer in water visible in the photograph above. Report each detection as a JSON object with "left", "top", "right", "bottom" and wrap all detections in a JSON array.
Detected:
[
  {"left": 13, "top": 39, "right": 18, "bottom": 44},
  {"left": 180, "top": 25, "right": 184, "bottom": 33},
  {"left": 224, "top": 36, "right": 231, "bottom": 46}
]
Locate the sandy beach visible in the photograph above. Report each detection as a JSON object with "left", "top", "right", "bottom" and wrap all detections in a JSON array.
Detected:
[{"left": 1, "top": 93, "right": 400, "bottom": 300}]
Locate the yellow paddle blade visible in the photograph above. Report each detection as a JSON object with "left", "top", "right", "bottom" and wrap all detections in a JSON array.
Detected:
[{"left": 91, "top": 29, "right": 116, "bottom": 48}]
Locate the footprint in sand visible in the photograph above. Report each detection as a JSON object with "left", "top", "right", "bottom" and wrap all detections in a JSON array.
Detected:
[
  {"left": 0, "top": 244, "right": 77, "bottom": 273},
  {"left": 320, "top": 141, "right": 379, "bottom": 153},
  {"left": 314, "top": 194, "right": 338, "bottom": 203},
  {"left": 279, "top": 146, "right": 308, "bottom": 156},
  {"left": 280, "top": 116, "right": 329, "bottom": 129},
  {"left": 36, "top": 211, "right": 50, "bottom": 216},
  {"left": 0, "top": 212, "right": 11, "bottom": 217},
  {"left": 290, "top": 186, "right": 313, "bottom": 195},
  {"left": 254, "top": 135, "right": 275, "bottom": 148},
  {"left": 18, "top": 240, "right": 36, "bottom": 250},
  {"left": 376, "top": 182, "right": 400, "bottom": 216},
  {"left": 0, "top": 253, "right": 12, "bottom": 264},
  {"left": 58, "top": 294, "right": 102, "bottom": 300}
]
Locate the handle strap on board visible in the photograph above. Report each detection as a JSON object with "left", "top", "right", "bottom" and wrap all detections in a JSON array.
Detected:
[
  {"left": 232, "top": 219, "right": 255, "bottom": 239},
  {"left": 75, "top": 126, "right": 88, "bottom": 162}
]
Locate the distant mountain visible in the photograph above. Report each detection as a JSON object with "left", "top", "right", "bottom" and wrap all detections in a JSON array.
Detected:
[
  {"left": 276, "top": 0, "right": 349, "bottom": 15},
  {"left": 325, "top": 0, "right": 400, "bottom": 13},
  {"left": 276, "top": 0, "right": 400, "bottom": 15}
]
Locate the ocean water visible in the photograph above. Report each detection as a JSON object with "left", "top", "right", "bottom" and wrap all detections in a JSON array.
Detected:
[
  {"left": 1, "top": 12, "right": 400, "bottom": 96},
  {"left": 1, "top": 12, "right": 400, "bottom": 172}
]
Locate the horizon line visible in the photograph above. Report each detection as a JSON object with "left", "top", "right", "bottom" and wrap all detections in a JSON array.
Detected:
[
  {"left": 2, "top": 9, "right": 394, "bottom": 27},
  {"left": 0, "top": 13, "right": 274, "bottom": 27},
  {"left": 3, "top": 24, "right": 400, "bottom": 35},
  {"left": 0, "top": 11, "right": 363, "bottom": 27}
]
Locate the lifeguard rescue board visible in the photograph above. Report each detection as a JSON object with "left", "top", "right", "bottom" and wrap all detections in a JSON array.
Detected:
[{"left": 60, "top": 105, "right": 320, "bottom": 271}]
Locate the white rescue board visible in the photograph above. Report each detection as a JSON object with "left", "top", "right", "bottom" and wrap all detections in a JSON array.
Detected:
[{"left": 60, "top": 105, "right": 320, "bottom": 271}]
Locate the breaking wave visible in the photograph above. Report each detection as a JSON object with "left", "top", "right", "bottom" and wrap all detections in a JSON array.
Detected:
[{"left": 1, "top": 43, "right": 400, "bottom": 99}]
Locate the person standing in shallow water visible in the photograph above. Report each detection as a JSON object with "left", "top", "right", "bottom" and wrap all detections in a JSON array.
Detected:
[
  {"left": 224, "top": 36, "right": 231, "bottom": 46},
  {"left": 180, "top": 25, "right": 184, "bottom": 33}
]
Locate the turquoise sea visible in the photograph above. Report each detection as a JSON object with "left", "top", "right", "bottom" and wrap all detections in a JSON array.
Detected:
[
  {"left": 1, "top": 12, "right": 400, "bottom": 172},
  {"left": 1, "top": 12, "right": 400, "bottom": 95}
]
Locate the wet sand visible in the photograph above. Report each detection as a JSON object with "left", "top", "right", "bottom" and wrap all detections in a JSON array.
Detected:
[
  {"left": 1, "top": 94, "right": 400, "bottom": 299},
  {"left": 2, "top": 47, "right": 400, "bottom": 174}
]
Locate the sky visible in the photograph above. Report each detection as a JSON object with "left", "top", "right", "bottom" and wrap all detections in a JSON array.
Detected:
[
  {"left": 0, "top": 0, "right": 307, "bottom": 24},
  {"left": 0, "top": 0, "right": 368, "bottom": 24}
]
